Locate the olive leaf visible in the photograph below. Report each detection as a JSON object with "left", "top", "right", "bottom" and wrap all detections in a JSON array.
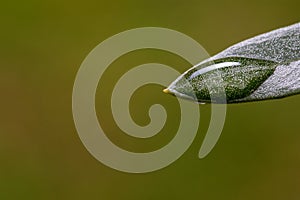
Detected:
[{"left": 165, "top": 22, "right": 300, "bottom": 103}]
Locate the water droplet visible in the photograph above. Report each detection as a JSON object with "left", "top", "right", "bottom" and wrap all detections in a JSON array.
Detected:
[{"left": 166, "top": 57, "right": 278, "bottom": 103}]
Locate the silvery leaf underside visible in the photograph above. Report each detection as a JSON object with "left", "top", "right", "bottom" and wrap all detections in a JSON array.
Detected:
[{"left": 166, "top": 22, "right": 300, "bottom": 103}]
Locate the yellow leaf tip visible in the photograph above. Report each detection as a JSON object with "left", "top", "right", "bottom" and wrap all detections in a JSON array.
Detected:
[{"left": 163, "top": 88, "right": 170, "bottom": 94}]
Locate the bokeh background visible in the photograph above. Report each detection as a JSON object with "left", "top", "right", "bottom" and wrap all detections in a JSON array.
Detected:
[{"left": 1, "top": 0, "right": 300, "bottom": 199}]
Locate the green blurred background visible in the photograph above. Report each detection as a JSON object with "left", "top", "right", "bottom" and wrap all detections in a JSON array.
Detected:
[{"left": 1, "top": 0, "right": 300, "bottom": 199}]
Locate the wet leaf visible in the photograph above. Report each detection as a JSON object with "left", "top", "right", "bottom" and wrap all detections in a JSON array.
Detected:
[{"left": 166, "top": 22, "right": 300, "bottom": 103}]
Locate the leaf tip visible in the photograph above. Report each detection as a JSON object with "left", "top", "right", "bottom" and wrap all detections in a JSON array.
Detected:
[{"left": 163, "top": 88, "right": 170, "bottom": 94}]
